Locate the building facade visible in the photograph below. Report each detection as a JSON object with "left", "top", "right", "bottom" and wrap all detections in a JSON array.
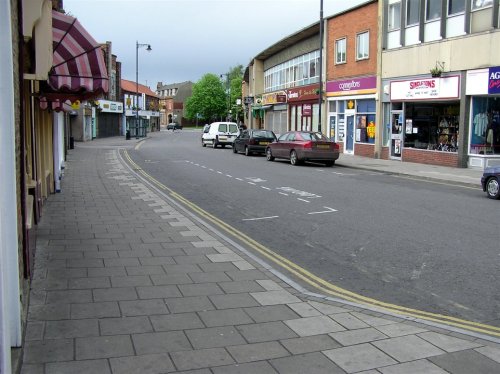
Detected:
[
  {"left": 381, "top": 0, "right": 500, "bottom": 168},
  {"left": 122, "top": 79, "right": 160, "bottom": 137},
  {"left": 326, "top": 1, "right": 379, "bottom": 157},
  {"left": 156, "top": 81, "right": 194, "bottom": 127}
]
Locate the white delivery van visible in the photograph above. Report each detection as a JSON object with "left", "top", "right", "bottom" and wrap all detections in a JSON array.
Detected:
[{"left": 201, "top": 122, "right": 239, "bottom": 148}]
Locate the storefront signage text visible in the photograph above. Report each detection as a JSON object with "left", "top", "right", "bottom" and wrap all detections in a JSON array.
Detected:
[
  {"left": 287, "top": 84, "right": 319, "bottom": 102},
  {"left": 99, "top": 100, "right": 123, "bottom": 113},
  {"left": 488, "top": 66, "right": 500, "bottom": 94},
  {"left": 302, "top": 104, "right": 312, "bottom": 116},
  {"left": 326, "top": 76, "right": 377, "bottom": 96},
  {"left": 390, "top": 76, "right": 460, "bottom": 101},
  {"left": 262, "top": 91, "right": 287, "bottom": 105}
]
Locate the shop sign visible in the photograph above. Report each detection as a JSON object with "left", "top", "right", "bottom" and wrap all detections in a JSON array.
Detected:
[
  {"left": 488, "top": 66, "right": 500, "bottom": 94},
  {"left": 303, "top": 104, "right": 312, "bottom": 116},
  {"left": 390, "top": 76, "right": 460, "bottom": 101},
  {"left": 262, "top": 91, "right": 287, "bottom": 105},
  {"left": 326, "top": 76, "right": 377, "bottom": 96},
  {"left": 99, "top": 99, "right": 123, "bottom": 113},
  {"left": 287, "top": 84, "right": 319, "bottom": 102},
  {"left": 243, "top": 96, "right": 254, "bottom": 105}
]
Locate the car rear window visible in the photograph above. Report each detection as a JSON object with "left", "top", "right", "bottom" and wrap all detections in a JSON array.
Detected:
[
  {"left": 253, "top": 130, "right": 274, "bottom": 138},
  {"left": 228, "top": 124, "right": 238, "bottom": 133},
  {"left": 299, "top": 132, "right": 330, "bottom": 141},
  {"left": 218, "top": 124, "right": 227, "bottom": 132}
]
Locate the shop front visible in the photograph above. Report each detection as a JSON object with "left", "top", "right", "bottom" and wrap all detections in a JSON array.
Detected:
[
  {"left": 384, "top": 75, "right": 462, "bottom": 167},
  {"left": 287, "top": 84, "right": 320, "bottom": 132},
  {"left": 96, "top": 99, "right": 124, "bottom": 138},
  {"left": 262, "top": 91, "right": 288, "bottom": 135},
  {"left": 326, "top": 76, "right": 377, "bottom": 156},
  {"left": 466, "top": 67, "right": 500, "bottom": 168}
]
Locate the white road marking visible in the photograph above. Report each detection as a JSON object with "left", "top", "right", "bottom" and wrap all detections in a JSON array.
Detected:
[
  {"left": 217, "top": 171, "right": 223, "bottom": 174},
  {"left": 209, "top": 168, "right": 214, "bottom": 171},
  {"left": 297, "top": 198, "right": 310, "bottom": 203},
  {"left": 226, "top": 174, "right": 232, "bottom": 178},
  {"left": 248, "top": 182, "right": 256, "bottom": 185},
  {"left": 201, "top": 166, "right": 206, "bottom": 168},
  {"left": 242, "top": 216, "right": 279, "bottom": 221},
  {"left": 245, "top": 177, "right": 267, "bottom": 183},
  {"left": 279, "top": 192, "right": 289, "bottom": 196},
  {"left": 308, "top": 207, "right": 338, "bottom": 215},
  {"left": 260, "top": 186, "right": 271, "bottom": 190},
  {"left": 235, "top": 178, "right": 243, "bottom": 181},
  {"left": 277, "top": 187, "right": 321, "bottom": 199}
]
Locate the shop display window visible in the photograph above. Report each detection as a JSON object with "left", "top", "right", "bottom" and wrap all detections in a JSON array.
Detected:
[
  {"left": 470, "top": 97, "right": 500, "bottom": 155},
  {"left": 403, "top": 103, "right": 459, "bottom": 152},
  {"left": 356, "top": 99, "right": 376, "bottom": 143}
]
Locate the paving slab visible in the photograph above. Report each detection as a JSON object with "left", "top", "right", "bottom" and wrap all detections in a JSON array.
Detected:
[
  {"left": 45, "top": 359, "right": 111, "bottom": 374},
  {"left": 131, "top": 330, "right": 192, "bottom": 355},
  {"left": 109, "top": 353, "right": 175, "bottom": 374},
  {"left": 428, "top": 349, "right": 500, "bottom": 374},
  {"left": 323, "top": 343, "right": 398, "bottom": 373},
  {"left": 236, "top": 321, "right": 298, "bottom": 343},
  {"left": 185, "top": 326, "right": 247, "bottom": 349},
  {"left": 212, "top": 361, "right": 278, "bottom": 374},
  {"left": 270, "top": 351, "right": 345, "bottom": 374},
  {"left": 284, "top": 315, "right": 345, "bottom": 337},
  {"left": 227, "top": 341, "right": 290, "bottom": 363},
  {"left": 372, "top": 335, "right": 445, "bottom": 362},
  {"left": 170, "top": 348, "right": 235, "bottom": 371}
]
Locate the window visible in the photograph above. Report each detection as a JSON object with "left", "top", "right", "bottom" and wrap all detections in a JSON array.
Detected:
[
  {"left": 356, "top": 32, "right": 369, "bottom": 60},
  {"left": 426, "top": 0, "right": 441, "bottom": 20},
  {"left": 448, "top": 0, "right": 465, "bottom": 14},
  {"left": 471, "top": 0, "right": 493, "bottom": 10},
  {"left": 388, "top": 1, "right": 401, "bottom": 30},
  {"left": 406, "top": 0, "right": 420, "bottom": 26},
  {"left": 335, "top": 38, "right": 346, "bottom": 64}
]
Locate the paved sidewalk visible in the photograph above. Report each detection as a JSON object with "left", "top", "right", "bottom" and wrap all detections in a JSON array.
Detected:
[{"left": 22, "top": 138, "right": 499, "bottom": 374}]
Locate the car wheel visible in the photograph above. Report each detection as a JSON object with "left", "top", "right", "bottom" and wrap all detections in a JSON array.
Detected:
[
  {"left": 324, "top": 161, "right": 334, "bottom": 167},
  {"left": 232, "top": 144, "right": 238, "bottom": 153},
  {"left": 266, "top": 148, "right": 274, "bottom": 161},
  {"left": 202, "top": 139, "right": 206, "bottom": 147},
  {"left": 245, "top": 146, "right": 251, "bottom": 156},
  {"left": 486, "top": 177, "right": 500, "bottom": 199},
  {"left": 290, "top": 150, "right": 300, "bottom": 166},
  {"left": 213, "top": 140, "right": 218, "bottom": 148}
]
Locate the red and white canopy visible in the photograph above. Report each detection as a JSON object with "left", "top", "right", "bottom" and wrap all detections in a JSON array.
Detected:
[{"left": 41, "top": 10, "right": 108, "bottom": 110}]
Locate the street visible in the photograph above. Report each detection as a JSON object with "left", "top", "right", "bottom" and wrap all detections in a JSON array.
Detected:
[{"left": 127, "top": 130, "right": 500, "bottom": 327}]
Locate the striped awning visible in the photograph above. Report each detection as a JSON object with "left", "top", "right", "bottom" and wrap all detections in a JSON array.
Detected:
[{"left": 40, "top": 10, "right": 108, "bottom": 109}]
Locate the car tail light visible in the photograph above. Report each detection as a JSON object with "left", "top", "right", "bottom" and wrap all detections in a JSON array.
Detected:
[
  {"left": 333, "top": 143, "right": 340, "bottom": 150},
  {"left": 303, "top": 141, "right": 313, "bottom": 149}
]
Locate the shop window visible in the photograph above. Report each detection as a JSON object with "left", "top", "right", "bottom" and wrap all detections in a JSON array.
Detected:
[
  {"left": 470, "top": 97, "right": 500, "bottom": 155},
  {"left": 403, "top": 103, "right": 460, "bottom": 152},
  {"left": 356, "top": 32, "right": 369, "bottom": 60},
  {"left": 426, "top": 0, "right": 442, "bottom": 20},
  {"left": 448, "top": 0, "right": 465, "bottom": 15},
  {"left": 406, "top": 0, "right": 420, "bottom": 26},
  {"left": 356, "top": 99, "right": 376, "bottom": 144},
  {"left": 472, "top": 0, "right": 493, "bottom": 10},
  {"left": 388, "top": 0, "right": 402, "bottom": 30},
  {"left": 335, "top": 38, "right": 346, "bottom": 64}
]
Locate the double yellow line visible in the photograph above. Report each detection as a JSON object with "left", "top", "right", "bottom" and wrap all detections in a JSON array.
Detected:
[{"left": 122, "top": 149, "right": 500, "bottom": 338}]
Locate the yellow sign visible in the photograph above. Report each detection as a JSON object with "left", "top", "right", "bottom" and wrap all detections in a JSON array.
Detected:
[
  {"left": 71, "top": 100, "right": 80, "bottom": 110},
  {"left": 347, "top": 100, "right": 354, "bottom": 109},
  {"left": 367, "top": 121, "right": 376, "bottom": 138}
]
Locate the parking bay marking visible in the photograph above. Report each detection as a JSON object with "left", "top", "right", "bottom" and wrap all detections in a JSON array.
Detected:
[
  {"left": 308, "top": 206, "right": 338, "bottom": 215},
  {"left": 242, "top": 216, "right": 279, "bottom": 221}
]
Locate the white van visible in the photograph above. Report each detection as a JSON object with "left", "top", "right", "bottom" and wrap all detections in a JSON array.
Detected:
[{"left": 201, "top": 122, "right": 239, "bottom": 148}]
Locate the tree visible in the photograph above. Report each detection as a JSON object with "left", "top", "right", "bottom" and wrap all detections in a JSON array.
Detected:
[
  {"left": 225, "top": 65, "right": 244, "bottom": 122},
  {"left": 185, "top": 74, "right": 226, "bottom": 122}
]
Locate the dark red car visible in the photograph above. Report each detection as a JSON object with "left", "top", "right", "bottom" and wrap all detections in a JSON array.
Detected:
[{"left": 265, "top": 131, "right": 340, "bottom": 166}]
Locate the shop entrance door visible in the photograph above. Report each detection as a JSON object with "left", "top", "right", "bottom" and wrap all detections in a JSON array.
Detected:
[
  {"left": 390, "top": 111, "right": 403, "bottom": 159},
  {"left": 345, "top": 115, "right": 354, "bottom": 153}
]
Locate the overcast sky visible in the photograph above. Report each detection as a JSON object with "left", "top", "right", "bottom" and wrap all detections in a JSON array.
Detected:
[{"left": 64, "top": 0, "right": 368, "bottom": 89}]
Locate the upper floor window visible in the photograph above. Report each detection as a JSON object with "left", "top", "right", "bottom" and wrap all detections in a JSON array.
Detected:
[
  {"left": 426, "top": 0, "right": 442, "bottom": 20},
  {"left": 356, "top": 32, "right": 369, "bottom": 60},
  {"left": 335, "top": 38, "right": 347, "bottom": 64},
  {"left": 472, "top": 0, "right": 493, "bottom": 10},
  {"left": 406, "top": 0, "right": 420, "bottom": 26},
  {"left": 448, "top": 0, "right": 465, "bottom": 15},
  {"left": 388, "top": 0, "right": 401, "bottom": 30}
]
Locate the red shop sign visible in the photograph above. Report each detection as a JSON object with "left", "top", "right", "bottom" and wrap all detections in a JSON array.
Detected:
[{"left": 302, "top": 104, "right": 312, "bottom": 116}]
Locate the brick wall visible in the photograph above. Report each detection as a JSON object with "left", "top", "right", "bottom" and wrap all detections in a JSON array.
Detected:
[
  {"left": 381, "top": 146, "right": 390, "bottom": 160},
  {"left": 326, "top": 1, "right": 378, "bottom": 80},
  {"left": 354, "top": 143, "right": 375, "bottom": 158},
  {"left": 402, "top": 148, "right": 459, "bottom": 167}
]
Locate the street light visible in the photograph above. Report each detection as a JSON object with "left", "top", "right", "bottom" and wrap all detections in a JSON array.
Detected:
[
  {"left": 136, "top": 41, "right": 152, "bottom": 138},
  {"left": 220, "top": 73, "right": 231, "bottom": 121},
  {"left": 318, "top": 0, "right": 324, "bottom": 133}
]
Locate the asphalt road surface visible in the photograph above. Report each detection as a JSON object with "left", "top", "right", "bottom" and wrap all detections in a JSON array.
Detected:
[{"left": 127, "top": 130, "right": 500, "bottom": 327}]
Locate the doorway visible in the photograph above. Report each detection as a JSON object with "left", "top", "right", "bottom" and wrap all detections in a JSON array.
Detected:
[
  {"left": 345, "top": 114, "right": 354, "bottom": 153},
  {"left": 391, "top": 110, "right": 403, "bottom": 159}
]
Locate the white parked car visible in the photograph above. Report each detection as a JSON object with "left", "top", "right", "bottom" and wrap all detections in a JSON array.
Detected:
[{"left": 201, "top": 122, "right": 239, "bottom": 148}]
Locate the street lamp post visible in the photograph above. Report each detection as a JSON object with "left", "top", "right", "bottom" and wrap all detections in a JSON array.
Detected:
[
  {"left": 220, "top": 73, "right": 231, "bottom": 121},
  {"left": 318, "top": 0, "right": 324, "bottom": 133},
  {"left": 136, "top": 41, "right": 152, "bottom": 138}
]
